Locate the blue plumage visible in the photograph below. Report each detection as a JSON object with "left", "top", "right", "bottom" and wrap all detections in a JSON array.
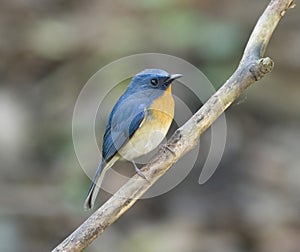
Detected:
[
  {"left": 84, "top": 69, "right": 182, "bottom": 209},
  {"left": 102, "top": 69, "right": 171, "bottom": 162}
]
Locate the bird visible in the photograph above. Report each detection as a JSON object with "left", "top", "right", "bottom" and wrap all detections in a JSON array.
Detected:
[{"left": 84, "top": 69, "right": 182, "bottom": 209}]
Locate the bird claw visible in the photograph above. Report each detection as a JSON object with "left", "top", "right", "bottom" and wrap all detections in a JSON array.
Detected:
[
  {"left": 132, "top": 161, "right": 150, "bottom": 183},
  {"left": 160, "top": 144, "right": 176, "bottom": 156}
]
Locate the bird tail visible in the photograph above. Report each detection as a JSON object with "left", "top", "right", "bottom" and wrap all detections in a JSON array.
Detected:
[{"left": 84, "top": 157, "right": 118, "bottom": 210}]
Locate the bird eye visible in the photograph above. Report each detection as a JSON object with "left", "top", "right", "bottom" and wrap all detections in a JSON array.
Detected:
[{"left": 150, "top": 78, "right": 159, "bottom": 87}]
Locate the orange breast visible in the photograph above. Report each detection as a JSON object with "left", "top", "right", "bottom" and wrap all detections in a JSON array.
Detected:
[
  {"left": 149, "top": 85, "right": 174, "bottom": 123},
  {"left": 118, "top": 85, "right": 175, "bottom": 161}
]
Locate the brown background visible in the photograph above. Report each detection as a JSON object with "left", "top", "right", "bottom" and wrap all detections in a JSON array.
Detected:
[{"left": 0, "top": 0, "right": 299, "bottom": 251}]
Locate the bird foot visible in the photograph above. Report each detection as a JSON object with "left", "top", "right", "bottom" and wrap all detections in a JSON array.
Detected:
[
  {"left": 132, "top": 161, "right": 150, "bottom": 183},
  {"left": 160, "top": 144, "right": 176, "bottom": 156}
]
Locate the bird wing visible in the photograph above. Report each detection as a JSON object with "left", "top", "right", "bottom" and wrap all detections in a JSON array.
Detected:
[{"left": 102, "top": 96, "right": 147, "bottom": 162}]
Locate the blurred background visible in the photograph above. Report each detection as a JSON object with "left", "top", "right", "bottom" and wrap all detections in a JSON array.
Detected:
[{"left": 0, "top": 0, "right": 299, "bottom": 251}]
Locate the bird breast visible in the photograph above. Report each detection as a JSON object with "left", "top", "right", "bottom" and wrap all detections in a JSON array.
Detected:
[{"left": 118, "top": 86, "right": 174, "bottom": 161}]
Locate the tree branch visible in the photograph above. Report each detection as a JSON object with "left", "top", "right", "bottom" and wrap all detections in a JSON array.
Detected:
[{"left": 52, "top": 0, "right": 295, "bottom": 251}]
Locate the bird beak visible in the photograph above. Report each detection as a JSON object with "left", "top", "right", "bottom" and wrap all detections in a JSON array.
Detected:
[
  {"left": 165, "top": 73, "right": 183, "bottom": 84},
  {"left": 169, "top": 73, "right": 183, "bottom": 81}
]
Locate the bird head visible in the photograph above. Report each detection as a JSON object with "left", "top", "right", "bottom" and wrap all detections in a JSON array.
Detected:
[{"left": 129, "top": 69, "right": 182, "bottom": 92}]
